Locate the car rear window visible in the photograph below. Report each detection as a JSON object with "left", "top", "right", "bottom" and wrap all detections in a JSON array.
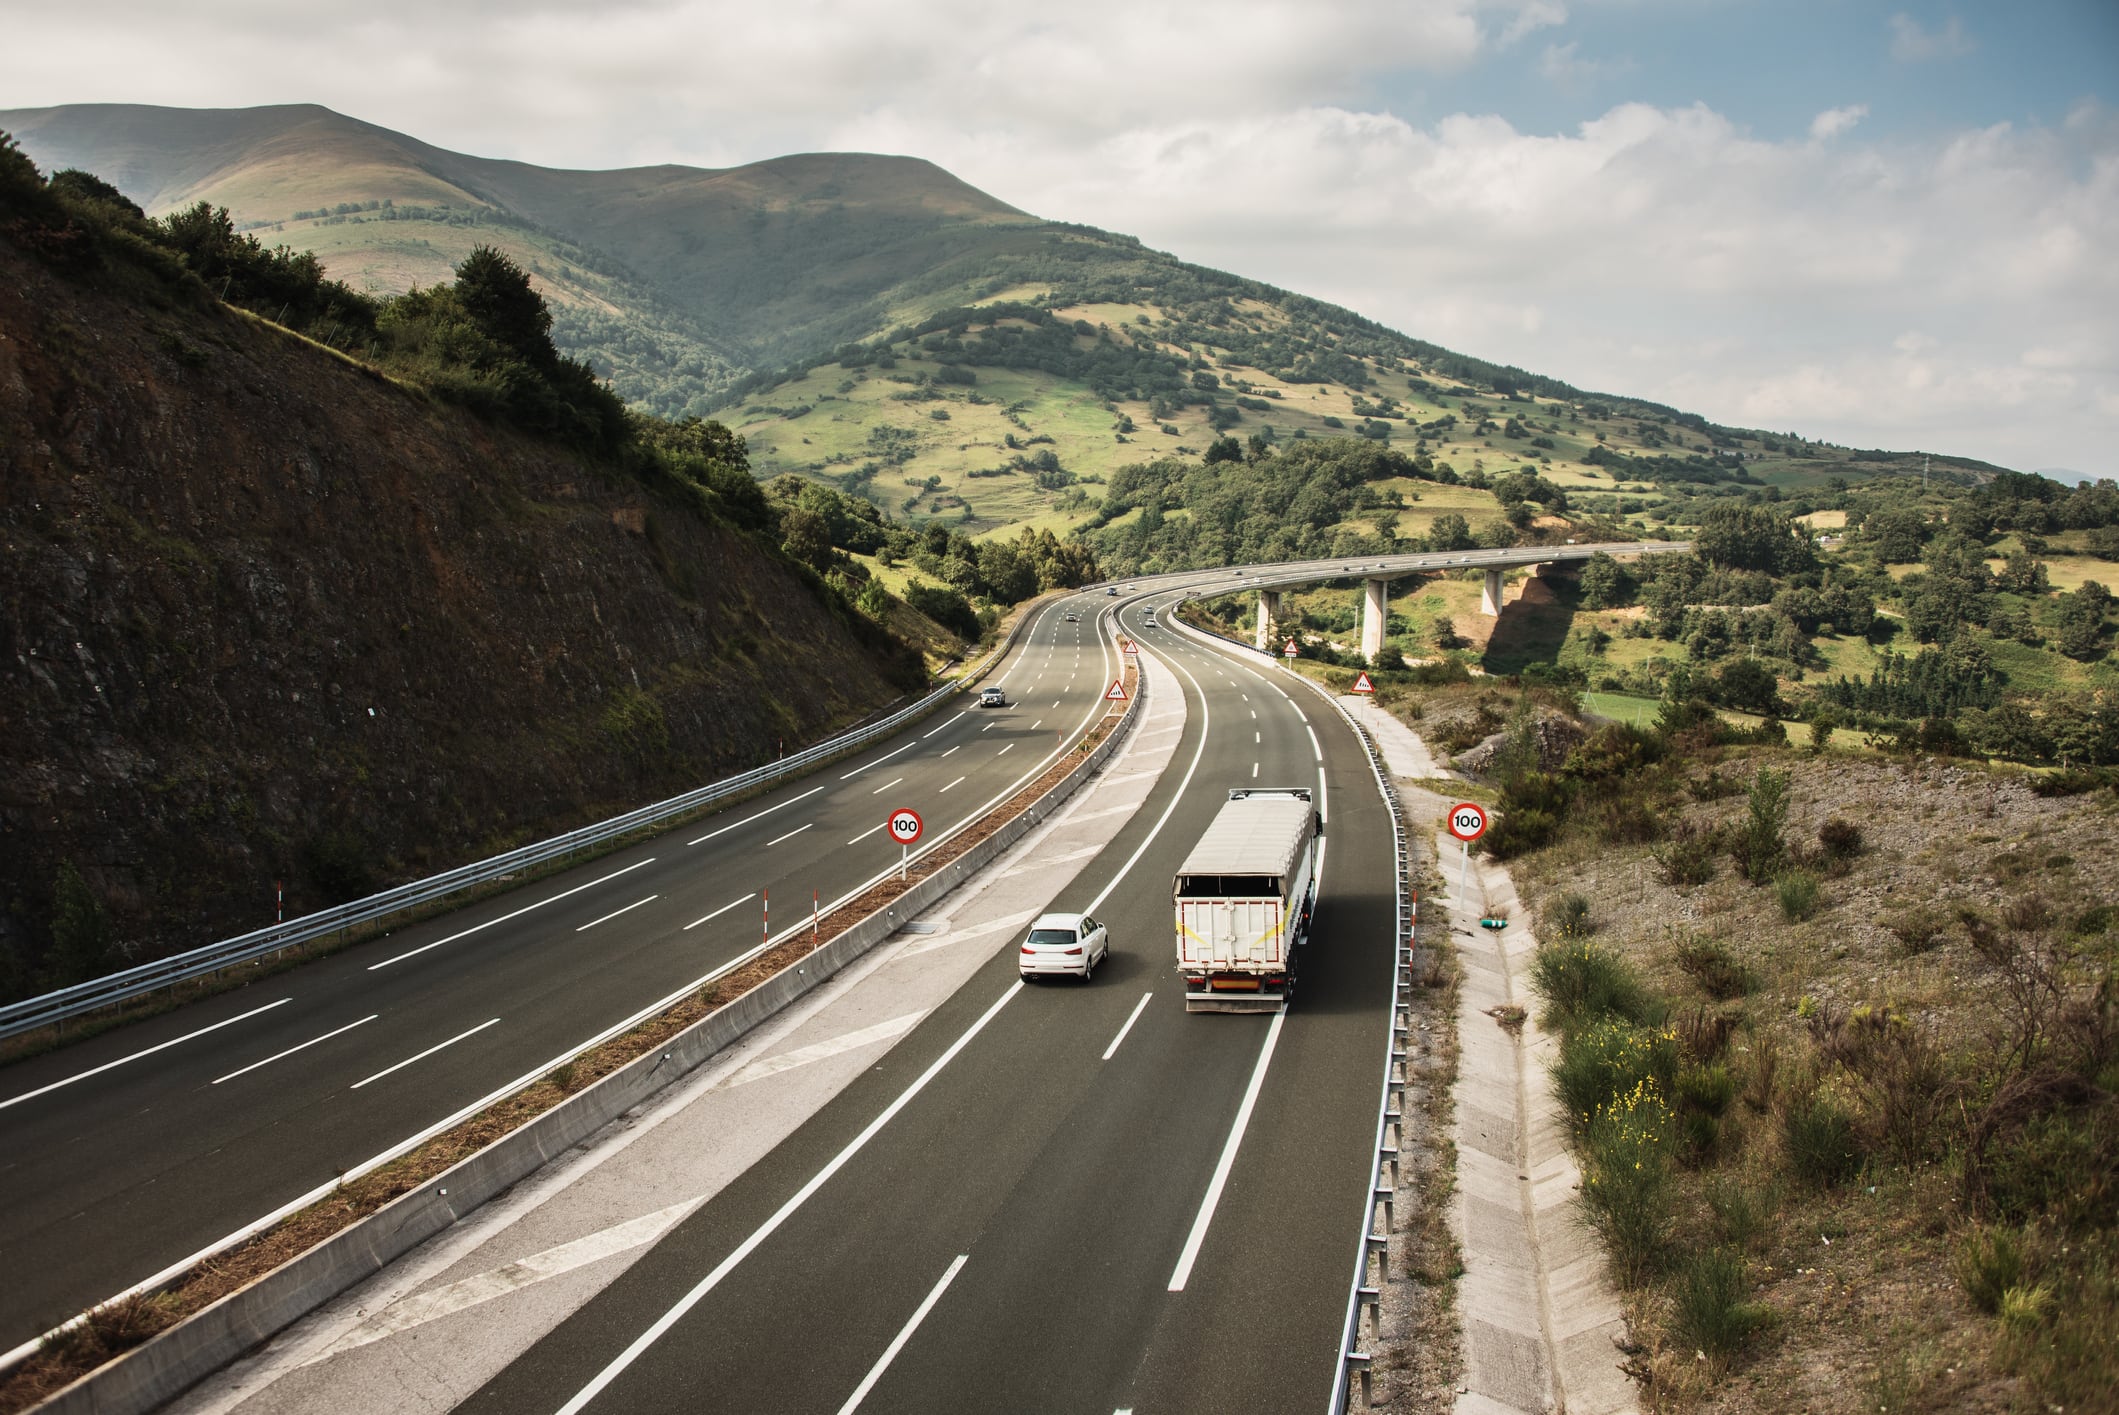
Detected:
[{"left": 1027, "top": 928, "right": 1076, "bottom": 946}]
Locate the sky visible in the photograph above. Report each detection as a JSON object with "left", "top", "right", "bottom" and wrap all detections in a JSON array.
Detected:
[{"left": 5, "top": 0, "right": 2116, "bottom": 477}]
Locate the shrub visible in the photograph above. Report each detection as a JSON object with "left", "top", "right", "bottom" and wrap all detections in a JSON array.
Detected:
[
  {"left": 1880, "top": 902, "right": 1949, "bottom": 955},
  {"left": 1653, "top": 822, "right": 1718, "bottom": 887},
  {"left": 1580, "top": 1079, "right": 1675, "bottom": 1284},
  {"left": 1548, "top": 893, "right": 1593, "bottom": 940},
  {"left": 1706, "top": 1176, "right": 1779, "bottom": 1251},
  {"left": 1734, "top": 767, "right": 1791, "bottom": 884},
  {"left": 1531, "top": 940, "right": 1658, "bottom": 1029},
  {"left": 1743, "top": 1033, "right": 1781, "bottom": 1112},
  {"left": 1776, "top": 869, "right": 1822, "bottom": 922},
  {"left": 1998, "top": 1283, "right": 2053, "bottom": 1334},
  {"left": 2002, "top": 893, "right": 2052, "bottom": 934},
  {"left": 1671, "top": 1247, "right": 1774, "bottom": 1359},
  {"left": 1817, "top": 816, "right": 1864, "bottom": 863},
  {"left": 1783, "top": 1090, "right": 1865, "bottom": 1187},
  {"left": 1674, "top": 936, "right": 1751, "bottom": 999},
  {"left": 1677, "top": 1062, "right": 1738, "bottom": 1115},
  {"left": 1953, "top": 1225, "right": 2028, "bottom": 1314},
  {"left": 1555, "top": 1018, "right": 1680, "bottom": 1126}
]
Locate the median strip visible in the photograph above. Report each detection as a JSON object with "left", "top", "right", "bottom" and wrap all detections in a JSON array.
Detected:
[{"left": 0, "top": 658, "right": 1140, "bottom": 1415}]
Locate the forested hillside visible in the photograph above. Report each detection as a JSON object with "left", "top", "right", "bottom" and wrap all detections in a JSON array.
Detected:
[{"left": 0, "top": 137, "right": 950, "bottom": 999}]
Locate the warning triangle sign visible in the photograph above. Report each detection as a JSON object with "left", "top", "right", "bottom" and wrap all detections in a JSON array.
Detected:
[
  {"left": 1105, "top": 678, "right": 1129, "bottom": 701},
  {"left": 1352, "top": 671, "right": 1376, "bottom": 694}
]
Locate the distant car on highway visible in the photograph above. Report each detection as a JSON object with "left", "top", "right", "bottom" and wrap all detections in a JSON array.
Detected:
[
  {"left": 1064, "top": 611, "right": 1079, "bottom": 622},
  {"left": 979, "top": 686, "right": 1007, "bottom": 708},
  {"left": 1019, "top": 911, "right": 1110, "bottom": 982},
  {"left": 1144, "top": 613, "right": 1158, "bottom": 627},
  {"left": 1106, "top": 586, "right": 1119, "bottom": 596}
]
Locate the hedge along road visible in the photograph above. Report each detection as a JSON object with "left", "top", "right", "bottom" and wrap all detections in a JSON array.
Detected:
[
  {"left": 0, "top": 594, "right": 1122, "bottom": 1352},
  {"left": 459, "top": 588, "right": 1398, "bottom": 1415}
]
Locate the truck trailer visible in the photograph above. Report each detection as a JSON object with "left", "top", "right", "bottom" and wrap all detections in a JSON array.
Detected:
[{"left": 1173, "top": 787, "right": 1322, "bottom": 1012}]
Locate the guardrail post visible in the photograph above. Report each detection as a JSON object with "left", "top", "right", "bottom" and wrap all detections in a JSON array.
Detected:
[{"left": 1344, "top": 1351, "right": 1373, "bottom": 1409}]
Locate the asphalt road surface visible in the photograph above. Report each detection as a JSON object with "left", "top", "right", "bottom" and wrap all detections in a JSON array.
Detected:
[
  {"left": 0, "top": 594, "right": 1122, "bottom": 1347},
  {"left": 458, "top": 592, "right": 1396, "bottom": 1415}
]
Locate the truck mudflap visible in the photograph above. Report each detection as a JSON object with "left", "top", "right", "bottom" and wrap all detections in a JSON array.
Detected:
[{"left": 1183, "top": 972, "right": 1293, "bottom": 1013}]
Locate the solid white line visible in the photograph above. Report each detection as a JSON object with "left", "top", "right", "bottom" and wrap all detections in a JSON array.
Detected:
[
  {"left": 840, "top": 742, "right": 915, "bottom": 779},
  {"left": 765, "top": 823, "right": 813, "bottom": 847},
  {"left": 683, "top": 893, "right": 757, "bottom": 930},
  {"left": 845, "top": 825, "right": 885, "bottom": 846},
  {"left": 922, "top": 712, "right": 966, "bottom": 739},
  {"left": 213, "top": 1014, "right": 378, "bottom": 1086},
  {"left": 576, "top": 895, "right": 657, "bottom": 932},
  {"left": 835, "top": 1254, "right": 969, "bottom": 1415},
  {"left": 1168, "top": 1007, "right": 1287, "bottom": 1291},
  {"left": 370, "top": 859, "right": 657, "bottom": 970},
  {"left": 1308, "top": 726, "right": 1324, "bottom": 761},
  {"left": 688, "top": 787, "right": 824, "bottom": 845},
  {"left": 350, "top": 1018, "right": 500, "bottom": 1090},
  {"left": 1103, "top": 993, "right": 1154, "bottom": 1061},
  {"left": 1084, "top": 645, "right": 1211, "bottom": 916},
  {"left": 550, "top": 984, "right": 1023, "bottom": 1415},
  {"left": 939, "top": 775, "right": 967, "bottom": 793},
  {"left": 941, "top": 745, "right": 961, "bottom": 757},
  {"left": 0, "top": 998, "right": 292, "bottom": 1112},
  {"left": 869, "top": 777, "right": 904, "bottom": 795}
]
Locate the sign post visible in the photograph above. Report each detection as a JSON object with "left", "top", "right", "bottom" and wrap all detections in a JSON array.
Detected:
[
  {"left": 888, "top": 807, "right": 924, "bottom": 881},
  {"left": 1446, "top": 801, "right": 1489, "bottom": 908},
  {"left": 1104, "top": 678, "right": 1128, "bottom": 702},
  {"left": 1282, "top": 637, "right": 1299, "bottom": 665},
  {"left": 1351, "top": 671, "right": 1376, "bottom": 695}
]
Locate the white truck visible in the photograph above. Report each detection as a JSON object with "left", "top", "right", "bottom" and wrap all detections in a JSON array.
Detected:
[{"left": 1173, "top": 787, "right": 1322, "bottom": 1012}]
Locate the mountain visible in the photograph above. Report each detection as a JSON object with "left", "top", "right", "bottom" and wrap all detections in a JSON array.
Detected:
[
  {"left": 1, "top": 102, "right": 2014, "bottom": 552},
  {"left": 0, "top": 169, "right": 920, "bottom": 999}
]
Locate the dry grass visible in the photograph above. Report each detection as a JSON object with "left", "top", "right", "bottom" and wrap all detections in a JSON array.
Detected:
[{"left": 1497, "top": 745, "right": 2119, "bottom": 1414}]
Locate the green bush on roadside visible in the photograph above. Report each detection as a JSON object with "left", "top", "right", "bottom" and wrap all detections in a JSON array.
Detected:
[
  {"left": 1783, "top": 1089, "right": 1866, "bottom": 1187},
  {"left": 1556, "top": 1018, "right": 1680, "bottom": 1129},
  {"left": 1671, "top": 1247, "right": 1775, "bottom": 1359},
  {"left": 1581, "top": 1078, "right": 1676, "bottom": 1284},
  {"left": 1775, "top": 869, "right": 1822, "bottom": 922},
  {"left": 1530, "top": 939, "right": 1660, "bottom": 1030}
]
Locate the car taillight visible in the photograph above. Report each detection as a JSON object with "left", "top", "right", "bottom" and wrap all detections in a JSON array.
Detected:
[
  {"left": 1020, "top": 946, "right": 1036, "bottom": 953},
  {"left": 1063, "top": 946, "right": 1083, "bottom": 955}
]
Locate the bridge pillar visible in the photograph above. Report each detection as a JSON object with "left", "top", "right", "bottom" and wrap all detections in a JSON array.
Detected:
[
  {"left": 1253, "top": 589, "right": 1284, "bottom": 651},
  {"left": 1480, "top": 568, "right": 1505, "bottom": 617},
  {"left": 1361, "top": 578, "right": 1389, "bottom": 662}
]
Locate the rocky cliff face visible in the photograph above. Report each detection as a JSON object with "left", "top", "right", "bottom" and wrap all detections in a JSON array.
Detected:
[{"left": 0, "top": 241, "right": 908, "bottom": 993}]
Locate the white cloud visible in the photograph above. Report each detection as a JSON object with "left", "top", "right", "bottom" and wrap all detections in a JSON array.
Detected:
[
  {"left": 0, "top": 1, "right": 2110, "bottom": 474},
  {"left": 1809, "top": 104, "right": 1869, "bottom": 141},
  {"left": 1890, "top": 12, "right": 1974, "bottom": 63}
]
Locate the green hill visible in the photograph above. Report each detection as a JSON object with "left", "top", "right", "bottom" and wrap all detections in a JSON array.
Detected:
[{"left": 2, "top": 101, "right": 2015, "bottom": 544}]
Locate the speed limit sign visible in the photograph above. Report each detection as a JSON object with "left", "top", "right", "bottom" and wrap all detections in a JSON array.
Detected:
[
  {"left": 1447, "top": 802, "right": 1488, "bottom": 842},
  {"left": 888, "top": 808, "right": 924, "bottom": 844}
]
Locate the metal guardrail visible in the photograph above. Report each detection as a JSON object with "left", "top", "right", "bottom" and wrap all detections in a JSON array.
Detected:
[{"left": 0, "top": 599, "right": 1053, "bottom": 1042}]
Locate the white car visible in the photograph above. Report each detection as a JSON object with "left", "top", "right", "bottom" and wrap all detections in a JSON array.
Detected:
[
  {"left": 1064, "top": 612, "right": 1079, "bottom": 622},
  {"left": 1019, "top": 911, "right": 1110, "bottom": 982}
]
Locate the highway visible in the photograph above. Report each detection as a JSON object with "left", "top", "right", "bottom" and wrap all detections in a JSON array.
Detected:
[
  {"left": 5, "top": 539, "right": 1679, "bottom": 1399},
  {"left": 0, "top": 593, "right": 1123, "bottom": 1349},
  {"left": 456, "top": 589, "right": 1399, "bottom": 1414}
]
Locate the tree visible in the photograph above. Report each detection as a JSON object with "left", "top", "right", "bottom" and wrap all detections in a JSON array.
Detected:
[
  {"left": 780, "top": 506, "right": 834, "bottom": 573},
  {"left": 1578, "top": 553, "right": 1633, "bottom": 609},
  {"left": 1695, "top": 503, "right": 1815, "bottom": 575},
  {"left": 1713, "top": 659, "right": 1783, "bottom": 715},
  {"left": 454, "top": 245, "right": 556, "bottom": 370},
  {"left": 1428, "top": 514, "right": 1473, "bottom": 551}
]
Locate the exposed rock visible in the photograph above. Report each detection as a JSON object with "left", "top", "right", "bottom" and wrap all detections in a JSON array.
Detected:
[{"left": 1453, "top": 713, "right": 1588, "bottom": 777}]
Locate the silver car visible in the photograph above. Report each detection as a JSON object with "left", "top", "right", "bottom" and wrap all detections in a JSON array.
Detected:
[
  {"left": 1019, "top": 911, "right": 1110, "bottom": 982},
  {"left": 979, "top": 687, "right": 1007, "bottom": 708}
]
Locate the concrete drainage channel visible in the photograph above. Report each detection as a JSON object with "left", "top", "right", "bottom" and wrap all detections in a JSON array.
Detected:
[{"left": 27, "top": 637, "right": 1143, "bottom": 1415}]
